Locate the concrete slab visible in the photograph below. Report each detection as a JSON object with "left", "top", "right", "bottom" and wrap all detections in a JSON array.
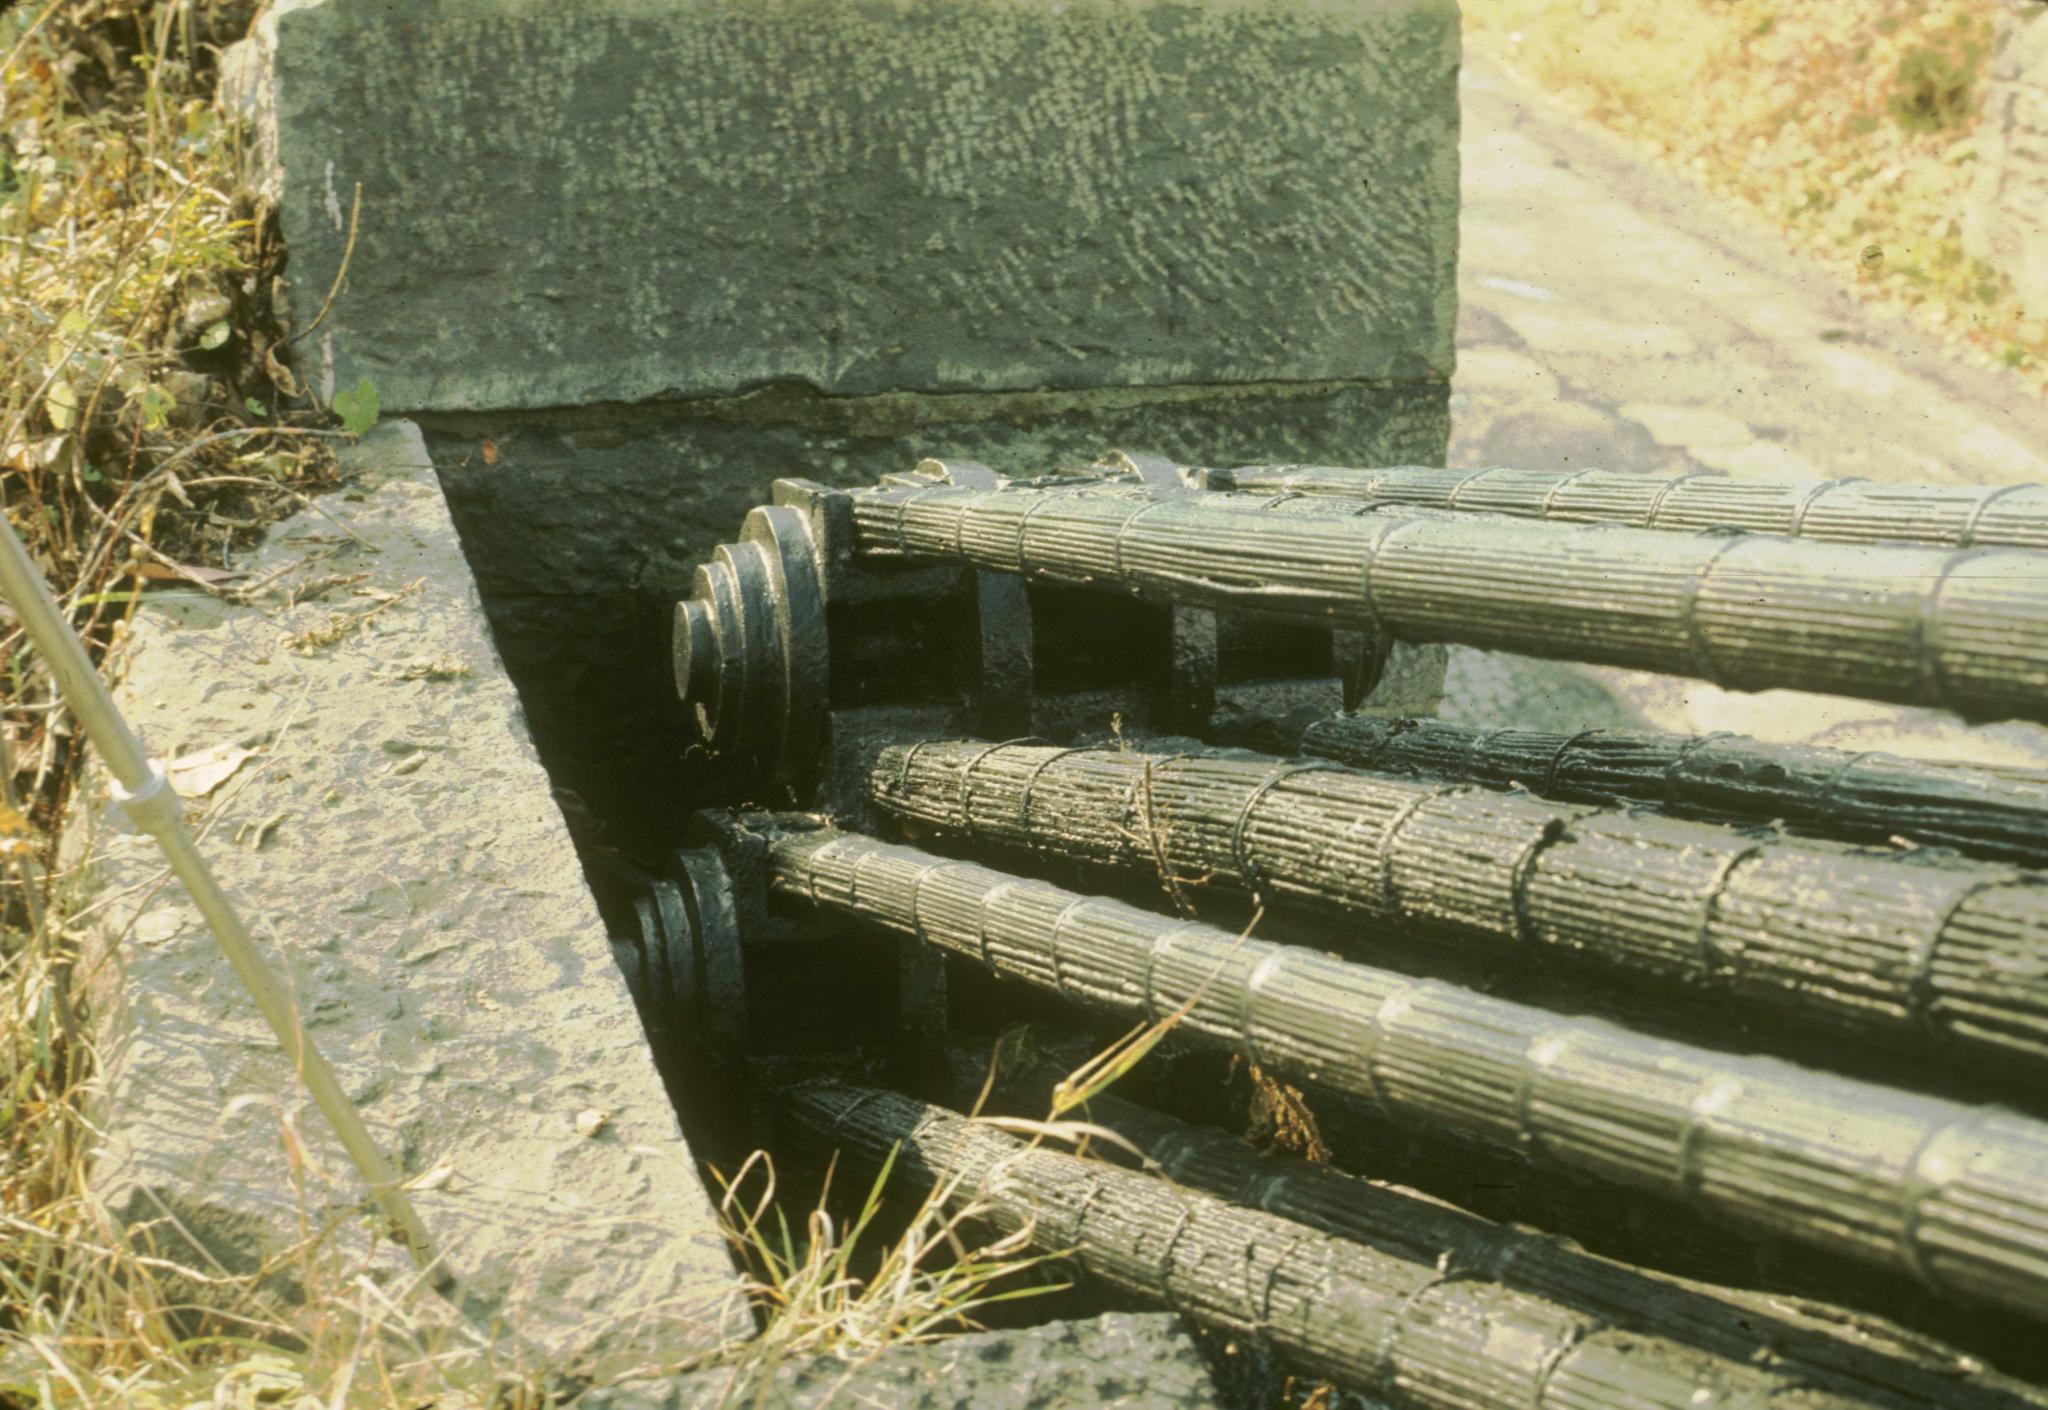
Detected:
[
  {"left": 78, "top": 422, "right": 742, "bottom": 1377},
  {"left": 250, "top": 0, "right": 1460, "bottom": 413}
]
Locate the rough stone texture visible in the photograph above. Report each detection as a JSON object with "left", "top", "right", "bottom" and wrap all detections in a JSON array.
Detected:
[
  {"left": 418, "top": 377, "right": 1450, "bottom": 820},
  {"left": 1967, "top": 1, "right": 2048, "bottom": 317},
  {"left": 586, "top": 1313, "right": 1229, "bottom": 1409},
  {"left": 260, "top": 0, "right": 1459, "bottom": 413},
  {"left": 79, "top": 422, "right": 741, "bottom": 1376},
  {"left": 424, "top": 380, "right": 1451, "bottom": 603}
]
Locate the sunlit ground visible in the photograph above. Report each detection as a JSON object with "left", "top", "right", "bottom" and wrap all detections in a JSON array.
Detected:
[{"left": 1465, "top": 0, "right": 2043, "bottom": 388}]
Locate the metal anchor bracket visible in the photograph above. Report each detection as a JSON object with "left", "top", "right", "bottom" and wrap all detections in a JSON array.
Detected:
[{"left": 672, "top": 503, "right": 829, "bottom": 790}]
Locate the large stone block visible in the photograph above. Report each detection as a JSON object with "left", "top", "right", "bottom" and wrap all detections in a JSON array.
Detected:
[
  {"left": 76, "top": 423, "right": 742, "bottom": 1377},
  {"left": 260, "top": 0, "right": 1460, "bottom": 413}
]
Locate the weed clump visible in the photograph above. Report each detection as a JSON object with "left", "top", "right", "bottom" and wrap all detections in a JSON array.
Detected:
[{"left": 0, "top": 3, "right": 358, "bottom": 1404}]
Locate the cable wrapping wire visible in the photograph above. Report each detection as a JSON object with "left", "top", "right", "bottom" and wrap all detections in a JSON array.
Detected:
[
  {"left": 1210, "top": 464, "right": 2048, "bottom": 552},
  {"left": 767, "top": 825, "right": 2048, "bottom": 1320},
  {"left": 868, "top": 739, "right": 2048, "bottom": 1073},
  {"left": 958, "top": 1073, "right": 2048, "bottom": 1410},
  {"left": 786, "top": 1081, "right": 1908, "bottom": 1410},
  {"left": 845, "top": 482, "right": 2048, "bottom": 721},
  {"left": 1290, "top": 714, "right": 2048, "bottom": 867}
]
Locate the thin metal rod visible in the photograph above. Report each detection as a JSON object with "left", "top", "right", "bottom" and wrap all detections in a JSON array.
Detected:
[{"left": 0, "top": 509, "right": 439, "bottom": 1276}]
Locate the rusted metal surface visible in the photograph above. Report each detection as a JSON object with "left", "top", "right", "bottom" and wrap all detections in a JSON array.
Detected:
[
  {"left": 763, "top": 823, "right": 2048, "bottom": 1321},
  {"left": 867, "top": 738, "right": 2048, "bottom": 1075},
  {"left": 1294, "top": 714, "right": 2048, "bottom": 867},
  {"left": 1201, "top": 464, "right": 2048, "bottom": 551},
  {"left": 845, "top": 480, "right": 2048, "bottom": 722}
]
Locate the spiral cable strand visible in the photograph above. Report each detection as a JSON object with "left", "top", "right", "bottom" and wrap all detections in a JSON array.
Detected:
[
  {"left": 766, "top": 825, "right": 2048, "bottom": 1320},
  {"left": 783, "top": 1081, "right": 1935, "bottom": 1410},
  {"left": 867, "top": 740, "right": 2048, "bottom": 1076},
  {"left": 1216, "top": 464, "right": 2048, "bottom": 552}
]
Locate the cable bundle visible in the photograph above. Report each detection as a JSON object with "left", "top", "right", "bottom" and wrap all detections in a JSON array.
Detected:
[
  {"left": 768, "top": 826, "right": 2048, "bottom": 1321},
  {"left": 1295, "top": 714, "right": 2048, "bottom": 866},
  {"left": 1208, "top": 464, "right": 2048, "bottom": 551},
  {"left": 870, "top": 739, "right": 2048, "bottom": 1074},
  {"left": 848, "top": 483, "right": 2048, "bottom": 721}
]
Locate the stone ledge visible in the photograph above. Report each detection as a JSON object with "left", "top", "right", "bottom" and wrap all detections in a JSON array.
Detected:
[
  {"left": 586, "top": 1312, "right": 1231, "bottom": 1409},
  {"left": 248, "top": 0, "right": 1459, "bottom": 413},
  {"left": 77, "top": 421, "right": 742, "bottom": 1377}
]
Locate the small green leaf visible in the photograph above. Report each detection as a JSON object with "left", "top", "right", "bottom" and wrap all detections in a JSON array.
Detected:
[
  {"left": 332, "top": 376, "right": 380, "bottom": 437},
  {"left": 137, "top": 384, "right": 175, "bottom": 430},
  {"left": 45, "top": 380, "right": 76, "bottom": 430},
  {"left": 244, "top": 396, "right": 269, "bottom": 419},
  {"left": 81, "top": 463, "right": 103, "bottom": 483},
  {"left": 199, "top": 320, "right": 231, "bottom": 351}
]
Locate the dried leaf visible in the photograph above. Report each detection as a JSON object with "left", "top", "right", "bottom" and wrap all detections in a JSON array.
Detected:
[
  {"left": 480, "top": 438, "right": 499, "bottom": 466},
  {"left": 0, "top": 799, "right": 34, "bottom": 859},
  {"left": 407, "top": 1164, "right": 457, "bottom": 1192},
  {"left": 167, "top": 742, "right": 259, "bottom": 798},
  {"left": 3, "top": 435, "right": 67, "bottom": 472}
]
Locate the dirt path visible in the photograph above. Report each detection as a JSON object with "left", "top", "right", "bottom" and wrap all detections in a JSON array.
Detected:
[{"left": 1438, "top": 58, "right": 2048, "bottom": 767}]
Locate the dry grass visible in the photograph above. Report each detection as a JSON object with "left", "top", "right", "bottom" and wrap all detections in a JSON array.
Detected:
[
  {"left": 670, "top": 1146, "right": 1064, "bottom": 1408},
  {"left": 0, "top": 4, "right": 470, "bottom": 1405},
  {"left": 0, "top": 8, "right": 1073, "bottom": 1404},
  {"left": 1467, "top": 0, "right": 2048, "bottom": 387}
]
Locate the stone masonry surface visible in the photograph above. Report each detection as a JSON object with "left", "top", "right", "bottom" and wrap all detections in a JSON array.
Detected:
[
  {"left": 419, "top": 378, "right": 1453, "bottom": 821},
  {"left": 586, "top": 1312, "right": 1230, "bottom": 1409},
  {"left": 262, "top": 0, "right": 1459, "bottom": 413},
  {"left": 79, "top": 422, "right": 741, "bottom": 1377}
]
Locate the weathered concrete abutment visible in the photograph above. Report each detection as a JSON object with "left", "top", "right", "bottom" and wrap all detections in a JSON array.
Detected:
[{"left": 248, "top": 0, "right": 1464, "bottom": 820}]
